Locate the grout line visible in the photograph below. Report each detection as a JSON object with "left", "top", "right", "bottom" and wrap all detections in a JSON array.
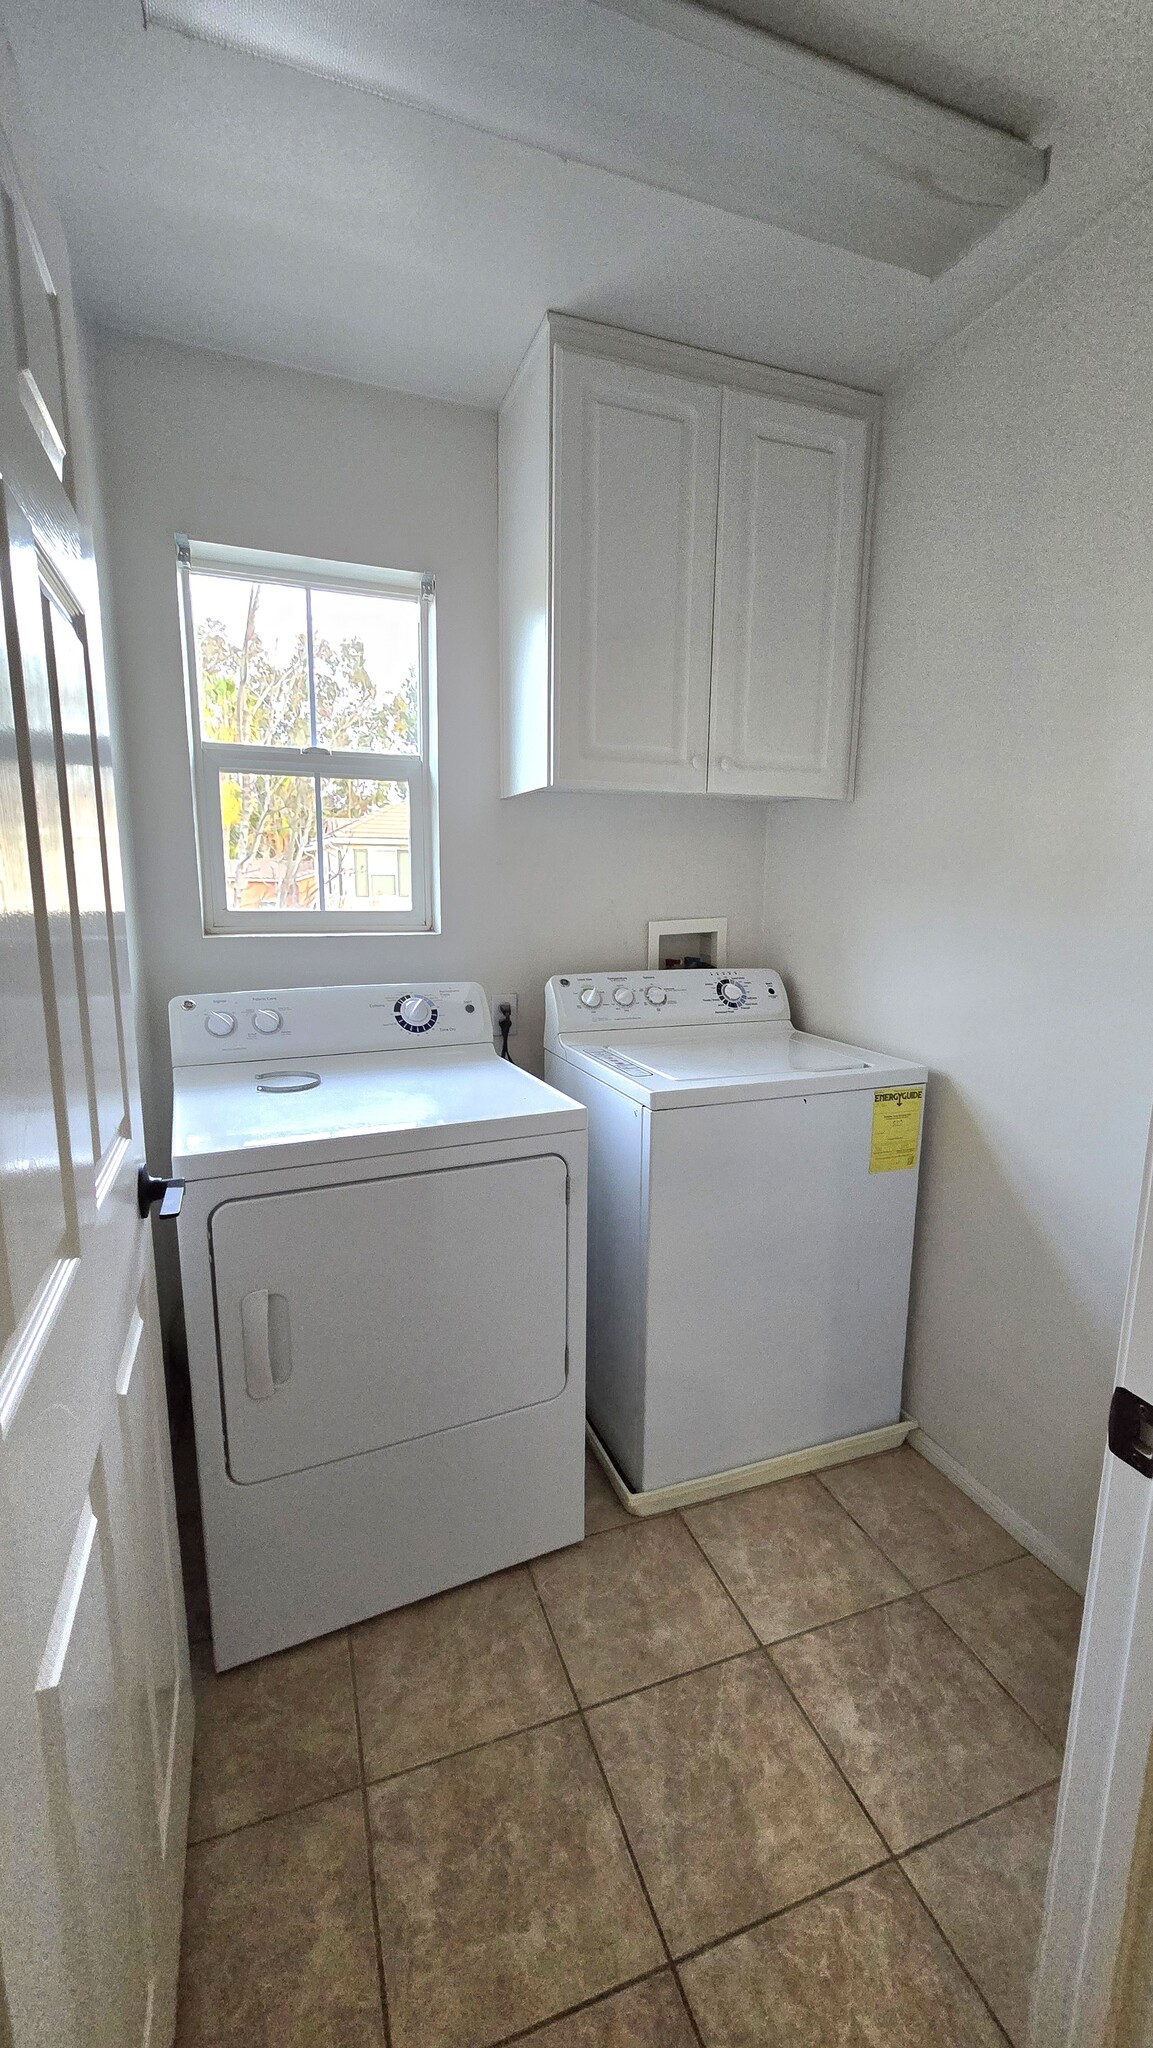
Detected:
[
  {"left": 360, "top": 1706, "right": 582, "bottom": 1791},
  {"left": 187, "top": 1779, "right": 364, "bottom": 1849},
  {"left": 675, "top": 1512, "right": 889, "bottom": 1852},
  {"left": 484, "top": 1965, "right": 671, "bottom": 2048},
  {"left": 898, "top": 1775, "right": 1064, "bottom": 1864},
  {"left": 887, "top": 1862, "right": 1016, "bottom": 2047},
  {"left": 670, "top": 1854, "right": 895, "bottom": 1969},
  {"left": 347, "top": 1629, "right": 395, "bottom": 2048},
  {"left": 525, "top": 1571, "right": 709, "bottom": 2048},
  {"left": 560, "top": 1644, "right": 758, "bottom": 1715}
]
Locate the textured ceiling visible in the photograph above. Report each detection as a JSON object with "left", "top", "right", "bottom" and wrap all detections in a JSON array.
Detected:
[{"left": 6, "top": 0, "right": 1153, "bottom": 407}]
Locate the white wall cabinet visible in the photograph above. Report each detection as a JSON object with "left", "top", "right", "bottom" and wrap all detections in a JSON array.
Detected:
[{"left": 500, "top": 314, "right": 878, "bottom": 800}]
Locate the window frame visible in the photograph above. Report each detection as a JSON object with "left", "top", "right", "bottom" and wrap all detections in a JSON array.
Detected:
[{"left": 177, "top": 536, "right": 439, "bottom": 935}]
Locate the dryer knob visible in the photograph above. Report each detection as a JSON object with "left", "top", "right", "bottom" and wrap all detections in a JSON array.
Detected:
[
  {"left": 205, "top": 1010, "right": 236, "bottom": 1038},
  {"left": 252, "top": 1008, "right": 282, "bottom": 1034},
  {"left": 644, "top": 986, "right": 668, "bottom": 1007},
  {"left": 399, "top": 994, "right": 434, "bottom": 1029},
  {"left": 579, "top": 988, "right": 603, "bottom": 1009},
  {"left": 718, "top": 980, "right": 745, "bottom": 1008},
  {"left": 612, "top": 987, "right": 636, "bottom": 1007}
]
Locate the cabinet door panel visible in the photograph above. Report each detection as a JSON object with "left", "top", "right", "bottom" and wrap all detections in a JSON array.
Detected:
[
  {"left": 710, "top": 388, "right": 870, "bottom": 798},
  {"left": 552, "top": 347, "right": 718, "bottom": 790}
]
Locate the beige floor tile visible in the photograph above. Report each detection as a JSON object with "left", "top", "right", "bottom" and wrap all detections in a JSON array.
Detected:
[
  {"left": 903, "top": 1784, "right": 1058, "bottom": 2045},
  {"left": 680, "top": 1864, "right": 1004, "bottom": 2047},
  {"left": 353, "top": 1566, "right": 574, "bottom": 1779},
  {"left": 532, "top": 1515, "right": 754, "bottom": 1703},
  {"left": 819, "top": 1446, "right": 1023, "bottom": 1588},
  {"left": 585, "top": 1453, "right": 631, "bottom": 1533},
  {"left": 176, "top": 1791, "right": 384, "bottom": 2046},
  {"left": 368, "top": 1717, "right": 663, "bottom": 2048},
  {"left": 587, "top": 1652, "right": 883, "bottom": 1955},
  {"left": 189, "top": 1632, "right": 360, "bottom": 1842},
  {"left": 773, "top": 1596, "right": 1061, "bottom": 1852},
  {"left": 927, "top": 1555, "right": 1083, "bottom": 1746},
  {"left": 684, "top": 1475, "right": 910, "bottom": 1642},
  {"left": 518, "top": 1973, "right": 698, "bottom": 2046}
]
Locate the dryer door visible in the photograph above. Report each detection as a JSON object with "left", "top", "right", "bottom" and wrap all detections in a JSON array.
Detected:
[{"left": 210, "top": 1155, "right": 569, "bottom": 1482}]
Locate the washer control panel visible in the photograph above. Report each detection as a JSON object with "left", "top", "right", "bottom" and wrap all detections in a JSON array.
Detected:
[
  {"left": 170, "top": 983, "right": 493, "bottom": 1063},
  {"left": 545, "top": 969, "right": 790, "bottom": 1040}
]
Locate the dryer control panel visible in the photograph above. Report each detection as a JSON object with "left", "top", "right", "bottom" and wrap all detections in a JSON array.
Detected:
[
  {"left": 170, "top": 983, "right": 494, "bottom": 1063},
  {"left": 544, "top": 969, "right": 790, "bottom": 1044}
]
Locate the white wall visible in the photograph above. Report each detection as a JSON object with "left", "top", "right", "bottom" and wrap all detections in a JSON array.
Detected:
[
  {"left": 764, "top": 186, "right": 1153, "bottom": 1584},
  {"left": 90, "top": 329, "right": 767, "bottom": 1154}
]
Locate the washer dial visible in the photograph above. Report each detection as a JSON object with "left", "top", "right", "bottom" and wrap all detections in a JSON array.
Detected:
[
  {"left": 644, "top": 986, "right": 668, "bottom": 1007},
  {"left": 612, "top": 986, "right": 636, "bottom": 1007},
  {"left": 579, "top": 988, "right": 603, "bottom": 1009},
  {"left": 717, "top": 979, "right": 747, "bottom": 1008},
  {"left": 205, "top": 1010, "right": 236, "bottom": 1037},
  {"left": 252, "top": 1008, "right": 282, "bottom": 1034},
  {"left": 395, "top": 993, "right": 438, "bottom": 1033}
]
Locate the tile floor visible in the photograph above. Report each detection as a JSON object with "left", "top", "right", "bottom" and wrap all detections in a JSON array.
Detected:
[{"left": 175, "top": 1444, "right": 1083, "bottom": 2047}]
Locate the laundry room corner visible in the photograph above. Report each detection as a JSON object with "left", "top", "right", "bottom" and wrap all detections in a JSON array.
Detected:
[{"left": 760, "top": 186, "right": 1153, "bottom": 1589}]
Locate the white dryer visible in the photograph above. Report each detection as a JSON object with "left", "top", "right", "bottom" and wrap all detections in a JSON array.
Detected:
[
  {"left": 171, "top": 982, "right": 586, "bottom": 1668},
  {"left": 544, "top": 968, "right": 926, "bottom": 1500}
]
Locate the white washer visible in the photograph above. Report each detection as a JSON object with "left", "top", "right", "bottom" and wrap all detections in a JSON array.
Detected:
[
  {"left": 544, "top": 968, "right": 926, "bottom": 1497},
  {"left": 171, "top": 982, "right": 586, "bottom": 1668}
]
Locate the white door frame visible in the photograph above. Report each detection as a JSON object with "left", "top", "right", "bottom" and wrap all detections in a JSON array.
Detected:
[{"left": 1031, "top": 1102, "right": 1153, "bottom": 2046}]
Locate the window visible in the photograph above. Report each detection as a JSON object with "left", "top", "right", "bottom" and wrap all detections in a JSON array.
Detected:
[{"left": 177, "top": 537, "right": 437, "bottom": 933}]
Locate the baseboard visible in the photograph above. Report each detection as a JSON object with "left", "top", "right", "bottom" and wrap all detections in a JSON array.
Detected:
[
  {"left": 587, "top": 1417, "right": 916, "bottom": 1517},
  {"left": 907, "top": 1421, "right": 1088, "bottom": 1594}
]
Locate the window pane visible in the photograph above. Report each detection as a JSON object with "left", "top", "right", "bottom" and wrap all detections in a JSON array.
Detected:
[
  {"left": 320, "top": 779, "right": 413, "bottom": 911},
  {"left": 192, "top": 575, "right": 310, "bottom": 745},
  {"left": 219, "top": 771, "right": 319, "bottom": 911},
  {"left": 310, "top": 589, "right": 419, "bottom": 753}
]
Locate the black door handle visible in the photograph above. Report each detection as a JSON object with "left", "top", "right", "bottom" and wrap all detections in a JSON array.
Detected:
[
  {"left": 137, "top": 1166, "right": 185, "bottom": 1219},
  {"left": 1108, "top": 1385, "right": 1153, "bottom": 1480}
]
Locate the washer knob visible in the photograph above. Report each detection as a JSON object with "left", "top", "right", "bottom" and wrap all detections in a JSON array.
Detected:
[
  {"left": 252, "top": 1008, "right": 282, "bottom": 1034},
  {"left": 399, "top": 994, "right": 434, "bottom": 1029},
  {"left": 205, "top": 1010, "right": 236, "bottom": 1038},
  {"left": 645, "top": 986, "right": 668, "bottom": 1007},
  {"left": 718, "top": 980, "right": 745, "bottom": 1008},
  {"left": 579, "top": 988, "right": 603, "bottom": 1009},
  {"left": 612, "top": 987, "right": 636, "bottom": 1007}
]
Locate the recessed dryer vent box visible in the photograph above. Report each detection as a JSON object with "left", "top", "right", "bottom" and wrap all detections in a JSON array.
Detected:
[{"left": 647, "top": 917, "right": 727, "bottom": 972}]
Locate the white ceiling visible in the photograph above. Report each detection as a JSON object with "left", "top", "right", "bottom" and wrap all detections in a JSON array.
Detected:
[{"left": 8, "top": 0, "right": 1153, "bottom": 408}]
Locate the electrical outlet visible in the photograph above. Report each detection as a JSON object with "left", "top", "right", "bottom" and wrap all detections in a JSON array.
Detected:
[{"left": 492, "top": 993, "right": 518, "bottom": 1038}]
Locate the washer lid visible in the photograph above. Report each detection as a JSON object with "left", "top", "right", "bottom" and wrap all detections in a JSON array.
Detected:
[
  {"left": 560, "top": 1024, "right": 926, "bottom": 1108},
  {"left": 171, "top": 1045, "right": 585, "bottom": 1179}
]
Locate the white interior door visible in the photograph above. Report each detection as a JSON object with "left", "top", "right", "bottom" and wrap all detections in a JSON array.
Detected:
[
  {"left": 551, "top": 344, "right": 718, "bottom": 791},
  {"left": 709, "top": 386, "right": 870, "bottom": 798},
  {"left": 1030, "top": 1102, "right": 1153, "bottom": 2048},
  {"left": 0, "top": 50, "right": 192, "bottom": 2048}
]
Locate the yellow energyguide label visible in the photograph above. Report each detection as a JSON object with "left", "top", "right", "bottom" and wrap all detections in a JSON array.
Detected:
[{"left": 869, "top": 1086, "right": 924, "bottom": 1173}]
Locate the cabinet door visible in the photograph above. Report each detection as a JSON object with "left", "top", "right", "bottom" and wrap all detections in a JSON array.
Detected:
[
  {"left": 552, "top": 346, "right": 719, "bottom": 791},
  {"left": 709, "top": 387, "right": 871, "bottom": 798}
]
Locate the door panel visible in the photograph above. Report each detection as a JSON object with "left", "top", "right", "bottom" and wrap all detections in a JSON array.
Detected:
[
  {"left": 552, "top": 346, "right": 718, "bottom": 790},
  {"left": 212, "top": 1155, "right": 569, "bottom": 1482},
  {"left": 0, "top": 48, "right": 192, "bottom": 2048},
  {"left": 709, "top": 386, "right": 870, "bottom": 797}
]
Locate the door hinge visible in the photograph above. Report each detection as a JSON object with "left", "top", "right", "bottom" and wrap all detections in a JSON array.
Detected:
[{"left": 1108, "top": 1385, "right": 1153, "bottom": 1480}]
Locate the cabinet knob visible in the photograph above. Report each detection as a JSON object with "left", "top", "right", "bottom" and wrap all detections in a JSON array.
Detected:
[
  {"left": 719, "top": 756, "right": 734, "bottom": 771},
  {"left": 691, "top": 755, "right": 703, "bottom": 771}
]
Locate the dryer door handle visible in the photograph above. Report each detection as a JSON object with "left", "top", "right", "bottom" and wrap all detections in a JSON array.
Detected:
[{"left": 241, "top": 1290, "right": 292, "bottom": 1399}]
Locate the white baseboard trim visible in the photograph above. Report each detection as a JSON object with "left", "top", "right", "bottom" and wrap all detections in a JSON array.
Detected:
[
  {"left": 908, "top": 1422, "right": 1088, "bottom": 1594},
  {"left": 587, "top": 1417, "right": 916, "bottom": 1518}
]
